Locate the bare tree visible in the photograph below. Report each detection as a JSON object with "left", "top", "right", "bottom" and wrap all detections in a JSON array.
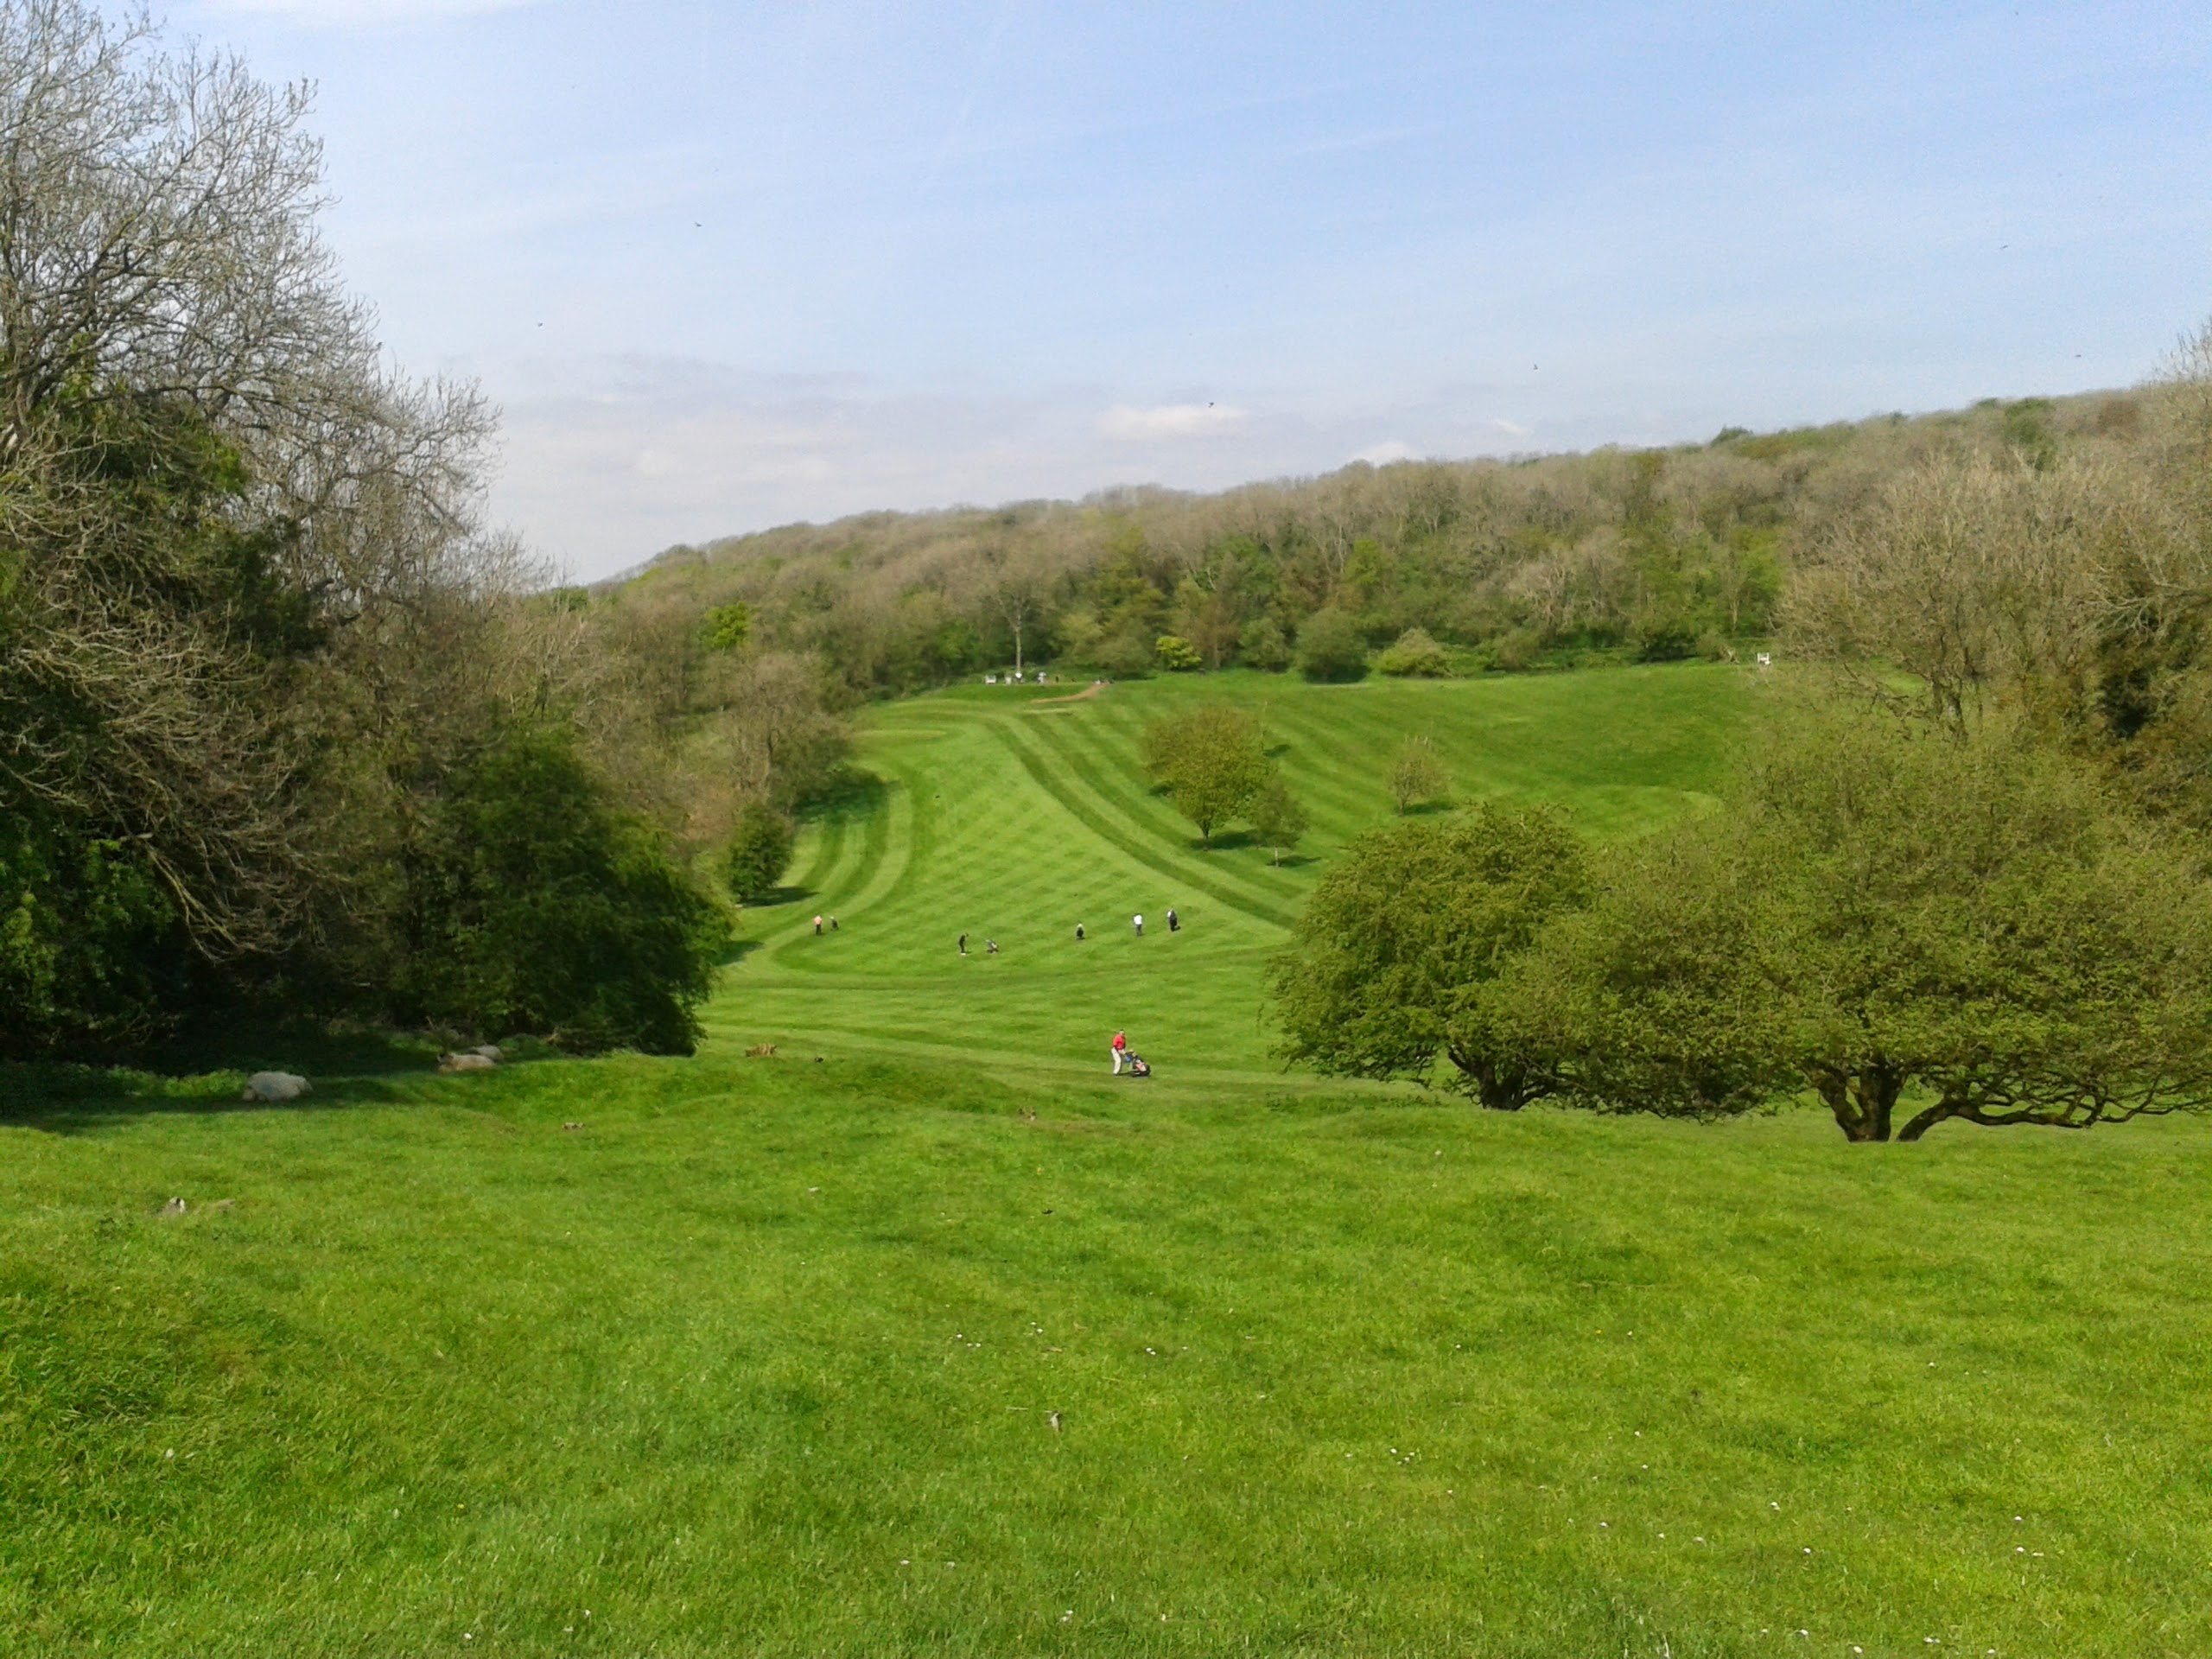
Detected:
[
  {"left": 0, "top": 0, "right": 504, "bottom": 960},
  {"left": 976, "top": 538, "right": 1053, "bottom": 675},
  {"left": 1784, "top": 454, "right": 2137, "bottom": 733}
]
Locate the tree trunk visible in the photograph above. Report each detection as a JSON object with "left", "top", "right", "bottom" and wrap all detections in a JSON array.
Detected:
[
  {"left": 1454, "top": 1052, "right": 1539, "bottom": 1111},
  {"left": 1897, "top": 1099, "right": 1961, "bottom": 1141},
  {"left": 1812, "top": 1064, "right": 1902, "bottom": 1141}
]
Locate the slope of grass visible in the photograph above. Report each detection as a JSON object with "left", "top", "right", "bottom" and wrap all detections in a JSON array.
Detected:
[
  {"left": 7, "top": 664, "right": 2210, "bottom": 1656},
  {"left": 719, "top": 664, "right": 1745, "bottom": 1077},
  {"left": 4, "top": 1053, "right": 2209, "bottom": 1656}
]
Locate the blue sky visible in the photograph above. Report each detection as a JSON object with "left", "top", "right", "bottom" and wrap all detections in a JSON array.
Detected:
[{"left": 177, "top": 1, "right": 2212, "bottom": 579}]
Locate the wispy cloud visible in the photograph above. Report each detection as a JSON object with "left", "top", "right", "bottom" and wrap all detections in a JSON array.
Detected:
[
  {"left": 1096, "top": 402, "right": 1249, "bottom": 442},
  {"left": 1349, "top": 438, "right": 1419, "bottom": 465}
]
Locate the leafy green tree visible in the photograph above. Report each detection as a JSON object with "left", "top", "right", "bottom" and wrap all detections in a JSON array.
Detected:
[
  {"left": 1503, "top": 714, "right": 2212, "bottom": 1139},
  {"left": 1248, "top": 777, "right": 1309, "bottom": 867},
  {"left": 1295, "top": 609, "right": 1369, "bottom": 682},
  {"left": 1748, "top": 715, "right": 2212, "bottom": 1140},
  {"left": 1480, "top": 823, "right": 1797, "bottom": 1121},
  {"left": 704, "top": 601, "right": 753, "bottom": 652},
  {"left": 1270, "top": 806, "right": 1590, "bottom": 1109},
  {"left": 396, "top": 723, "right": 726, "bottom": 1055},
  {"left": 0, "top": 3, "right": 522, "bottom": 1049},
  {"left": 0, "top": 817, "right": 182, "bottom": 1058},
  {"left": 1239, "top": 616, "right": 1292, "bottom": 671},
  {"left": 1154, "top": 634, "right": 1203, "bottom": 671},
  {"left": 723, "top": 801, "right": 797, "bottom": 900},
  {"left": 1140, "top": 705, "right": 1274, "bottom": 847},
  {"left": 1376, "top": 627, "right": 1451, "bottom": 677},
  {"left": 1389, "top": 735, "right": 1451, "bottom": 813}
]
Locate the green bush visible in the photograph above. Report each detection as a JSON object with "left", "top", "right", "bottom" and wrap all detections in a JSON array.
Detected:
[
  {"left": 724, "top": 803, "right": 797, "bottom": 901},
  {"left": 1154, "top": 634, "right": 1203, "bottom": 671},
  {"left": 702, "top": 601, "right": 753, "bottom": 652},
  {"left": 1486, "top": 630, "right": 1540, "bottom": 672},
  {"left": 1238, "top": 617, "right": 1292, "bottom": 671},
  {"left": 397, "top": 723, "right": 725, "bottom": 1055},
  {"left": 0, "top": 814, "right": 183, "bottom": 1058},
  {"left": 1375, "top": 627, "right": 1451, "bottom": 677},
  {"left": 1294, "top": 610, "right": 1368, "bottom": 682}
]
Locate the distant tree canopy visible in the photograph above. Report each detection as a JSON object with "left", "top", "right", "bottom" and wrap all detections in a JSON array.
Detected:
[
  {"left": 607, "top": 385, "right": 2168, "bottom": 709},
  {"left": 703, "top": 601, "right": 753, "bottom": 652},
  {"left": 1140, "top": 705, "right": 1275, "bottom": 847}
]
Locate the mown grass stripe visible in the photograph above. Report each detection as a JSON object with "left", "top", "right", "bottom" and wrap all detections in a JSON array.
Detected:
[
  {"left": 1024, "top": 710, "right": 1302, "bottom": 913},
  {"left": 987, "top": 715, "right": 1298, "bottom": 930}
]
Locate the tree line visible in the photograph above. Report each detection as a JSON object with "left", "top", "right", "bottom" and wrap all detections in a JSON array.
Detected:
[
  {"left": 608, "top": 386, "right": 2149, "bottom": 700},
  {"left": 1271, "top": 335, "right": 2212, "bottom": 1139},
  {"left": 0, "top": 3, "right": 842, "bottom": 1059}
]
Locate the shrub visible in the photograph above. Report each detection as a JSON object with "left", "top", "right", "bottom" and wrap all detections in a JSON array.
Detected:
[
  {"left": 1630, "top": 605, "right": 1699, "bottom": 662},
  {"left": 1239, "top": 616, "right": 1292, "bottom": 672},
  {"left": 724, "top": 802, "right": 797, "bottom": 901},
  {"left": 1376, "top": 627, "right": 1451, "bottom": 677},
  {"left": 1154, "top": 634, "right": 1203, "bottom": 671},
  {"left": 1295, "top": 609, "right": 1368, "bottom": 682},
  {"left": 1488, "top": 630, "right": 1539, "bottom": 672}
]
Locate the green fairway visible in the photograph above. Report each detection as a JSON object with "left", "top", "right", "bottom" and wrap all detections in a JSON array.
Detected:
[
  {"left": 7, "top": 664, "right": 2211, "bottom": 1656},
  {"left": 717, "top": 664, "right": 1743, "bottom": 1077}
]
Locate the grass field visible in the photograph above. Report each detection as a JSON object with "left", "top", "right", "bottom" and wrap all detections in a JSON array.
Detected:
[
  {"left": 7, "top": 664, "right": 2212, "bottom": 1657},
  {"left": 717, "top": 664, "right": 1740, "bottom": 1078}
]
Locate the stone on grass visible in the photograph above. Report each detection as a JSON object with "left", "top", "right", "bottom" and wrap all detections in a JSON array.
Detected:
[
  {"left": 439, "top": 1052, "right": 496, "bottom": 1073},
  {"left": 242, "top": 1071, "right": 310, "bottom": 1102}
]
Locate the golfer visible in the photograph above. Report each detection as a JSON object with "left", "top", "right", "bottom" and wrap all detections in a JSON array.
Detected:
[
  {"left": 1133, "top": 912, "right": 1143, "bottom": 938},
  {"left": 1111, "top": 1029, "right": 1128, "bottom": 1074}
]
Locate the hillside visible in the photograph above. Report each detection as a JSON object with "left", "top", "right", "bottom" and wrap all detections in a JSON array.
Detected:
[
  {"left": 716, "top": 664, "right": 1745, "bottom": 1077},
  {"left": 9, "top": 664, "right": 2212, "bottom": 1655},
  {"left": 595, "top": 389, "right": 2144, "bottom": 707}
]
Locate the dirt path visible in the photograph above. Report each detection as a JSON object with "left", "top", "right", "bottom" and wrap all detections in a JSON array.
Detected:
[{"left": 1027, "top": 680, "right": 1104, "bottom": 707}]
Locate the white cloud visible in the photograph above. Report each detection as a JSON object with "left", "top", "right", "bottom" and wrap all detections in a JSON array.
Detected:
[
  {"left": 1096, "top": 402, "right": 1249, "bottom": 442},
  {"left": 1349, "top": 438, "right": 1419, "bottom": 465}
]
